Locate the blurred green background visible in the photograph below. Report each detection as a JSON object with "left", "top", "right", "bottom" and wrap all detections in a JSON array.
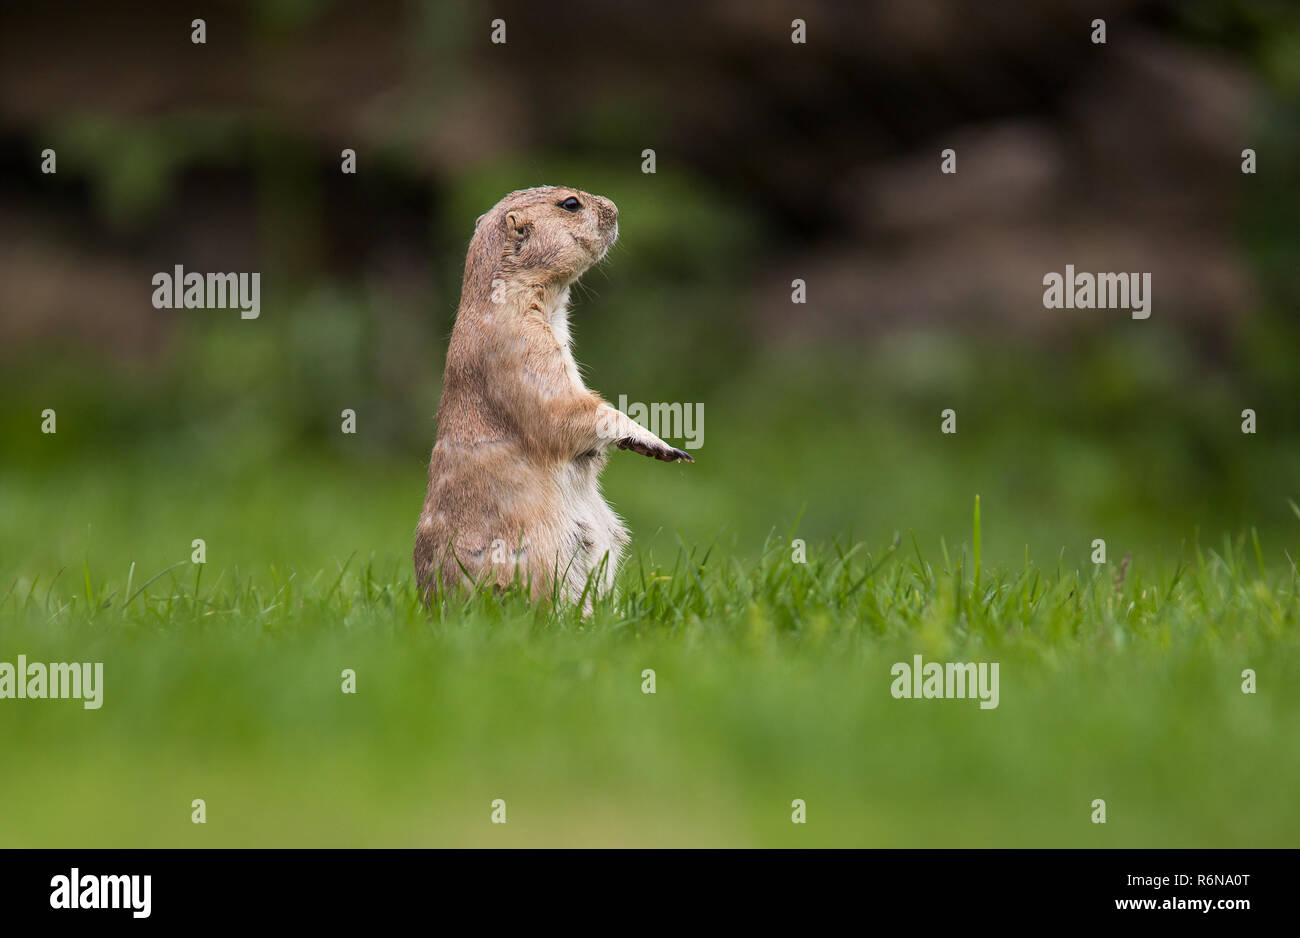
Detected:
[
  {"left": 1, "top": 0, "right": 1298, "bottom": 577},
  {"left": 1, "top": 0, "right": 1299, "bottom": 847}
]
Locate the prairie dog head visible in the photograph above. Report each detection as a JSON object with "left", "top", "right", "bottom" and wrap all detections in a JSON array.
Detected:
[{"left": 470, "top": 186, "right": 619, "bottom": 290}]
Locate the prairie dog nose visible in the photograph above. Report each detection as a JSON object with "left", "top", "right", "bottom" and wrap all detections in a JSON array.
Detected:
[{"left": 596, "top": 196, "right": 619, "bottom": 226}]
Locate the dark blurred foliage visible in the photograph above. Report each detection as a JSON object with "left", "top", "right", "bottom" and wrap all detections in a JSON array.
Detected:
[{"left": 0, "top": 0, "right": 1297, "bottom": 561}]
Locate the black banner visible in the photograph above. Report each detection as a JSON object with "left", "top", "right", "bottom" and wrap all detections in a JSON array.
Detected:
[{"left": 0, "top": 848, "right": 1284, "bottom": 925}]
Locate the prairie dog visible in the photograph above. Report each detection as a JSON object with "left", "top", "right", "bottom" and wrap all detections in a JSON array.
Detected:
[{"left": 414, "top": 186, "right": 692, "bottom": 605}]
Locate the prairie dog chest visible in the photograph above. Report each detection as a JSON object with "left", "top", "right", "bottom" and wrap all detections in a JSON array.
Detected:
[{"left": 546, "top": 287, "right": 584, "bottom": 389}]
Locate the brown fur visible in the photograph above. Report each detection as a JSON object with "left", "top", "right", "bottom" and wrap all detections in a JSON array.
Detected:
[{"left": 414, "top": 186, "right": 692, "bottom": 606}]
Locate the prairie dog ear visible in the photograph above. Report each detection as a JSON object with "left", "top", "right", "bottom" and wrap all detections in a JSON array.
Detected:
[{"left": 505, "top": 209, "right": 531, "bottom": 239}]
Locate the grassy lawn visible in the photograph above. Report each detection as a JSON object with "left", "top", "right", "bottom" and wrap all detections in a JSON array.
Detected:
[
  {"left": 2, "top": 468, "right": 1297, "bottom": 847},
  {"left": 3, "top": 342, "right": 1298, "bottom": 847}
]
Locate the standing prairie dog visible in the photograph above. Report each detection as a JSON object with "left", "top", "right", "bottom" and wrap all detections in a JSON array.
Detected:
[{"left": 414, "top": 186, "right": 693, "bottom": 606}]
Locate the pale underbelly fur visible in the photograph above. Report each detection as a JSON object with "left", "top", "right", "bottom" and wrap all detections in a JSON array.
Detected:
[
  {"left": 551, "top": 457, "right": 629, "bottom": 602},
  {"left": 419, "top": 450, "right": 628, "bottom": 606}
]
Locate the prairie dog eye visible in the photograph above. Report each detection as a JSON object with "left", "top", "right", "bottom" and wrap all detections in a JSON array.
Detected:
[{"left": 558, "top": 197, "right": 582, "bottom": 211}]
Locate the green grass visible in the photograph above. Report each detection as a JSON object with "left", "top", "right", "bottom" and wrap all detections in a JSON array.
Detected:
[
  {"left": 3, "top": 335, "right": 1299, "bottom": 846},
  {"left": 2, "top": 497, "right": 1297, "bottom": 847}
]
